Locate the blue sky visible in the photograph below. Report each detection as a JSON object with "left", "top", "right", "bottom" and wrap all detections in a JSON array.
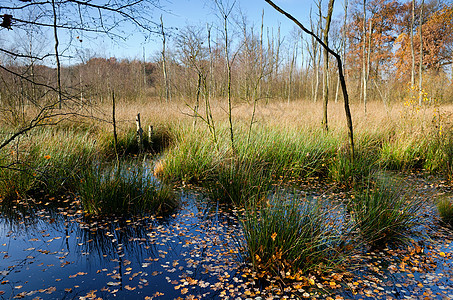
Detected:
[
  {"left": 104, "top": 0, "right": 346, "bottom": 61},
  {"left": 0, "top": 0, "right": 346, "bottom": 64}
]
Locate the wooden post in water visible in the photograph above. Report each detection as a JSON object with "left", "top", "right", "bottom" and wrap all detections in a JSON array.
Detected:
[{"left": 136, "top": 113, "right": 144, "bottom": 152}]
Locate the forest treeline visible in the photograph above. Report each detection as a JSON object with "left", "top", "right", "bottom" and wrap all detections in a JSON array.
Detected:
[{"left": 0, "top": 0, "right": 452, "bottom": 120}]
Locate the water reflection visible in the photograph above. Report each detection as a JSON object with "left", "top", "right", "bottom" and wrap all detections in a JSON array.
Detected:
[
  {"left": 1, "top": 179, "right": 451, "bottom": 299},
  {"left": 0, "top": 189, "right": 243, "bottom": 299}
]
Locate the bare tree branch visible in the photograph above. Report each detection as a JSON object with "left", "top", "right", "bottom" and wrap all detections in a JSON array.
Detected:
[
  {"left": 264, "top": 0, "right": 355, "bottom": 159},
  {"left": 0, "top": 47, "right": 51, "bottom": 60}
]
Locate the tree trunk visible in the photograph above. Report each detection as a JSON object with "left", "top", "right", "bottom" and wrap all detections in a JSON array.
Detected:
[
  {"left": 214, "top": 0, "right": 236, "bottom": 154},
  {"left": 258, "top": 10, "right": 264, "bottom": 97},
  {"left": 309, "top": 9, "right": 320, "bottom": 103},
  {"left": 52, "top": 0, "right": 62, "bottom": 109},
  {"left": 207, "top": 24, "right": 214, "bottom": 101},
  {"left": 160, "top": 16, "right": 170, "bottom": 103},
  {"left": 410, "top": 0, "right": 416, "bottom": 86},
  {"left": 321, "top": 0, "right": 335, "bottom": 132},
  {"left": 288, "top": 43, "right": 297, "bottom": 103},
  {"left": 419, "top": 0, "right": 424, "bottom": 106},
  {"left": 275, "top": 25, "right": 281, "bottom": 92},
  {"left": 362, "top": 0, "right": 367, "bottom": 114},
  {"left": 265, "top": 0, "right": 355, "bottom": 161},
  {"left": 193, "top": 73, "right": 202, "bottom": 128},
  {"left": 366, "top": 19, "right": 372, "bottom": 111},
  {"left": 335, "top": 0, "right": 348, "bottom": 104},
  {"left": 112, "top": 90, "right": 118, "bottom": 161}
]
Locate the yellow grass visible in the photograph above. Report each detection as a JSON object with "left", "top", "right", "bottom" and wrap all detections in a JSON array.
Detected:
[{"left": 93, "top": 97, "right": 452, "bottom": 139}]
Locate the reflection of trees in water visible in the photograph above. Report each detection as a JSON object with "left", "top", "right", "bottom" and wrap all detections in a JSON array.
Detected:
[
  {"left": 74, "top": 216, "right": 159, "bottom": 290},
  {"left": 0, "top": 197, "right": 75, "bottom": 236},
  {"left": 0, "top": 189, "right": 248, "bottom": 299},
  {"left": 75, "top": 216, "right": 158, "bottom": 263}
]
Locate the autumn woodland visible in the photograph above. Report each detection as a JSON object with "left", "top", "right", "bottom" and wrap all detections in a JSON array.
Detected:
[{"left": 0, "top": 0, "right": 453, "bottom": 299}]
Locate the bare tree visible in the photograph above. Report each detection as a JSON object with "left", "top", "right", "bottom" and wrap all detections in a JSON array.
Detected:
[
  {"left": 205, "top": 23, "right": 219, "bottom": 148},
  {"left": 366, "top": 18, "right": 372, "bottom": 113},
  {"left": 321, "top": 0, "right": 335, "bottom": 132},
  {"left": 174, "top": 25, "right": 209, "bottom": 127},
  {"left": 335, "top": 0, "right": 348, "bottom": 103},
  {"left": 287, "top": 41, "right": 297, "bottom": 103},
  {"left": 160, "top": 15, "right": 170, "bottom": 103},
  {"left": 308, "top": 6, "right": 322, "bottom": 103},
  {"left": 265, "top": 0, "right": 355, "bottom": 160},
  {"left": 0, "top": 0, "right": 162, "bottom": 153},
  {"left": 51, "top": 0, "right": 62, "bottom": 109},
  {"left": 362, "top": 0, "right": 368, "bottom": 113},
  {"left": 214, "top": 0, "right": 237, "bottom": 154},
  {"left": 411, "top": 0, "right": 416, "bottom": 86},
  {"left": 419, "top": 0, "right": 424, "bottom": 106}
]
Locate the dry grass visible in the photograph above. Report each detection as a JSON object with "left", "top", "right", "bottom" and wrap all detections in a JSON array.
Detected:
[{"left": 90, "top": 97, "right": 453, "bottom": 137}]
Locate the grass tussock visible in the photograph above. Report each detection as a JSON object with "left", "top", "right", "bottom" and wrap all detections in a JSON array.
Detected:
[
  {"left": 238, "top": 127, "right": 336, "bottom": 179},
  {"left": 437, "top": 197, "right": 453, "bottom": 227},
  {"left": 100, "top": 126, "right": 172, "bottom": 158},
  {"left": 155, "top": 126, "right": 221, "bottom": 183},
  {"left": 205, "top": 158, "right": 274, "bottom": 204},
  {"left": 78, "top": 162, "right": 177, "bottom": 216},
  {"left": 158, "top": 125, "right": 338, "bottom": 182},
  {"left": 349, "top": 174, "right": 423, "bottom": 248},
  {"left": 0, "top": 166, "right": 35, "bottom": 201},
  {"left": 240, "top": 196, "right": 345, "bottom": 276}
]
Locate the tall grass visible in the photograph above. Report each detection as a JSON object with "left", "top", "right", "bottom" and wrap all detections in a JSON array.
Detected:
[
  {"left": 3, "top": 100, "right": 453, "bottom": 205},
  {"left": 158, "top": 125, "right": 338, "bottom": 183},
  {"left": 78, "top": 161, "right": 177, "bottom": 216},
  {"left": 328, "top": 133, "right": 382, "bottom": 183},
  {"left": 204, "top": 158, "right": 274, "bottom": 204},
  {"left": 155, "top": 126, "right": 221, "bottom": 183},
  {"left": 380, "top": 136, "right": 425, "bottom": 170},
  {"left": 158, "top": 125, "right": 339, "bottom": 203},
  {"left": 0, "top": 124, "right": 171, "bottom": 202},
  {"left": 30, "top": 129, "right": 98, "bottom": 194},
  {"left": 99, "top": 126, "right": 171, "bottom": 158},
  {"left": 240, "top": 195, "right": 345, "bottom": 276},
  {"left": 237, "top": 126, "right": 336, "bottom": 179},
  {"left": 0, "top": 164, "right": 35, "bottom": 200},
  {"left": 424, "top": 129, "right": 453, "bottom": 178},
  {"left": 349, "top": 174, "right": 423, "bottom": 248},
  {"left": 156, "top": 112, "right": 453, "bottom": 205},
  {"left": 0, "top": 128, "right": 97, "bottom": 199}
]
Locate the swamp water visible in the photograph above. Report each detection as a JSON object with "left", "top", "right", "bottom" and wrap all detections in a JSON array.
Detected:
[{"left": 0, "top": 168, "right": 453, "bottom": 299}]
